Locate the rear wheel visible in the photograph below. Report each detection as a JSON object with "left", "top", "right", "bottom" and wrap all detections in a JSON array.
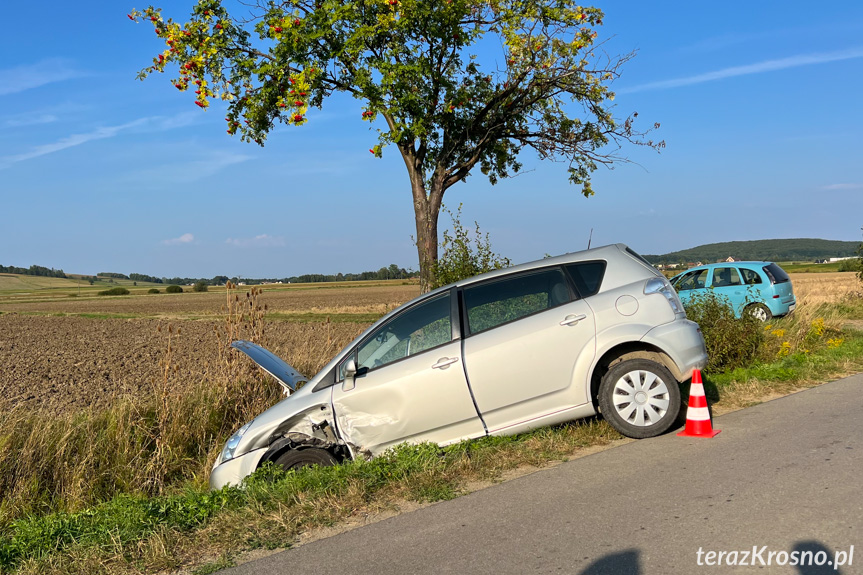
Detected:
[
  {"left": 598, "top": 359, "right": 681, "bottom": 439},
  {"left": 273, "top": 447, "right": 337, "bottom": 471},
  {"left": 745, "top": 303, "right": 772, "bottom": 322}
]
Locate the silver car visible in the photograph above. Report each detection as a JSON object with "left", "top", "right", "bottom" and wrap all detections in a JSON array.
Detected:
[{"left": 211, "top": 244, "right": 707, "bottom": 489}]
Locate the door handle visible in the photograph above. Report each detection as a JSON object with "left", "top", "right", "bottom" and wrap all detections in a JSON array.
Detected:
[
  {"left": 560, "top": 314, "right": 587, "bottom": 326},
  {"left": 431, "top": 357, "right": 459, "bottom": 369}
]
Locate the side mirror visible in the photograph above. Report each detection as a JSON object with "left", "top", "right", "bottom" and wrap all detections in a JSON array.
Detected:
[{"left": 342, "top": 358, "right": 358, "bottom": 391}]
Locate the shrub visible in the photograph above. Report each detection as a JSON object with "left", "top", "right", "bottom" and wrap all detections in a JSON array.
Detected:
[
  {"left": 148, "top": 288, "right": 160, "bottom": 294},
  {"left": 165, "top": 285, "right": 183, "bottom": 294},
  {"left": 431, "top": 203, "right": 511, "bottom": 289},
  {"left": 192, "top": 280, "right": 209, "bottom": 292},
  {"left": 837, "top": 258, "right": 862, "bottom": 273},
  {"left": 97, "top": 287, "right": 130, "bottom": 296},
  {"left": 684, "top": 292, "right": 764, "bottom": 373}
]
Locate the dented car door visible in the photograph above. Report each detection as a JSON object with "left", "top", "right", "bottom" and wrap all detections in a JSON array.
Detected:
[{"left": 330, "top": 290, "right": 485, "bottom": 456}]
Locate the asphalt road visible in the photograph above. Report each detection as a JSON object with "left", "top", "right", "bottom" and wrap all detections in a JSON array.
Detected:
[{"left": 223, "top": 374, "right": 863, "bottom": 575}]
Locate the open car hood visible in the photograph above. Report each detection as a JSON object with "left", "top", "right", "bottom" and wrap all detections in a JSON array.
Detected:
[{"left": 230, "top": 340, "right": 307, "bottom": 394}]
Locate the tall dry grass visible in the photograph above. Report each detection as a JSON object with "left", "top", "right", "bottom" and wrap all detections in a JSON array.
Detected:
[
  {"left": 758, "top": 272, "right": 863, "bottom": 361},
  {"left": 789, "top": 272, "right": 862, "bottom": 305}
]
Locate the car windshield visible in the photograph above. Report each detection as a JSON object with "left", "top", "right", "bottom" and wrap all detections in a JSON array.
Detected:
[{"left": 763, "top": 263, "right": 790, "bottom": 284}]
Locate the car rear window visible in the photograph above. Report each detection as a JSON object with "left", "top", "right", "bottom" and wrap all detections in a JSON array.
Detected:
[
  {"left": 564, "top": 261, "right": 606, "bottom": 297},
  {"left": 763, "top": 263, "right": 790, "bottom": 284}
]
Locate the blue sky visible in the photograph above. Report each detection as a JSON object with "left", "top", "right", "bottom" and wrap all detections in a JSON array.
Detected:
[{"left": 1, "top": 1, "right": 861, "bottom": 278}]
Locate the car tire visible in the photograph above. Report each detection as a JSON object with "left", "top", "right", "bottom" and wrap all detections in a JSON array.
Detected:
[
  {"left": 598, "top": 359, "right": 681, "bottom": 439},
  {"left": 745, "top": 303, "right": 772, "bottom": 322},
  {"left": 273, "top": 447, "right": 337, "bottom": 471}
]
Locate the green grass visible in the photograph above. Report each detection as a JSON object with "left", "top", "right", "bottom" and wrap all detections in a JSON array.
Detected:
[
  {"left": 0, "top": 423, "right": 619, "bottom": 574},
  {"left": 709, "top": 330, "right": 863, "bottom": 392},
  {"left": 0, "top": 273, "right": 162, "bottom": 300}
]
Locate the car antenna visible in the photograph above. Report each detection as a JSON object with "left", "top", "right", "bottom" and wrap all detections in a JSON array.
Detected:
[{"left": 587, "top": 228, "right": 593, "bottom": 250}]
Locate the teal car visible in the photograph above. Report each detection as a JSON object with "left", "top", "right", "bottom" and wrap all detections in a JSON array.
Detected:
[{"left": 670, "top": 262, "right": 796, "bottom": 321}]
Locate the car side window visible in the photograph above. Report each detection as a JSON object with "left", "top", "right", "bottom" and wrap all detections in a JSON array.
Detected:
[
  {"left": 463, "top": 268, "right": 571, "bottom": 335},
  {"left": 675, "top": 269, "right": 708, "bottom": 291},
  {"left": 355, "top": 292, "right": 452, "bottom": 372},
  {"left": 565, "top": 261, "right": 606, "bottom": 297},
  {"left": 740, "top": 268, "right": 762, "bottom": 285},
  {"left": 712, "top": 267, "right": 741, "bottom": 287}
]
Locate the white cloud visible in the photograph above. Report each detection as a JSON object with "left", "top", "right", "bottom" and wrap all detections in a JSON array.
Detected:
[
  {"left": 0, "top": 59, "right": 84, "bottom": 96},
  {"left": 156, "top": 151, "right": 253, "bottom": 183},
  {"left": 620, "top": 48, "right": 863, "bottom": 93},
  {"left": 225, "top": 234, "right": 286, "bottom": 248},
  {"left": 163, "top": 233, "right": 195, "bottom": 245},
  {"left": 821, "top": 183, "right": 863, "bottom": 191},
  {"left": 4, "top": 113, "right": 58, "bottom": 127},
  {"left": 0, "top": 112, "right": 202, "bottom": 169}
]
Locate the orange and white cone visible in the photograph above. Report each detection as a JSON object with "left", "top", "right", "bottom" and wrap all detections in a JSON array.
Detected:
[{"left": 677, "top": 369, "right": 720, "bottom": 438}]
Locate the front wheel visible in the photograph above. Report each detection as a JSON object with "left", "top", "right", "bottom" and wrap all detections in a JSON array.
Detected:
[
  {"left": 598, "top": 359, "right": 681, "bottom": 439},
  {"left": 272, "top": 447, "right": 337, "bottom": 471}
]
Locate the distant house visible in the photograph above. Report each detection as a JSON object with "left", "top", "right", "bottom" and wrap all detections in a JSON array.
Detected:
[
  {"left": 828, "top": 257, "right": 855, "bottom": 262},
  {"left": 724, "top": 257, "right": 737, "bottom": 263}
]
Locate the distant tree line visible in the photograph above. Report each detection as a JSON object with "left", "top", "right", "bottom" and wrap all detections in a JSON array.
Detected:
[
  {"left": 98, "top": 272, "right": 130, "bottom": 279},
  {"left": 0, "top": 264, "right": 66, "bottom": 278},
  {"left": 644, "top": 238, "right": 861, "bottom": 265},
  {"left": 117, "top": 265, "right": 414, "bottom": 286},
  {"left": 129, "top": 273, "right": 163, "bottom": 284},
  {"left": 288, "top": 264, "right": 411, "bottom": 284},
  {"left": 2, "top": 264, "right": 413, "bottom": 286}
]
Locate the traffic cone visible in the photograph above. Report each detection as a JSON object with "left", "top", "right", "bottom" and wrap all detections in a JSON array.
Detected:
[{"left": 677, "top": 369, "right": 720, "bottom": 438}]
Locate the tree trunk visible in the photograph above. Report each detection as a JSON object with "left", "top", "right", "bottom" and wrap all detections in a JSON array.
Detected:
[{"left": 411, "top": 173, "right": 444, "bottom": 293}]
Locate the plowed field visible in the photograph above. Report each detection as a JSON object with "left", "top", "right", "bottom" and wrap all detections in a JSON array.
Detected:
[{"left": 1, "top": 283, "right": 419, "bottom": 414}]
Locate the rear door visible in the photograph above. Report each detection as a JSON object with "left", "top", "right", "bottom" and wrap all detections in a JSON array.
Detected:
[
  {"left": 460, "top": 266, "right": 596, "bottom": 433},
  {"left": 330, "top": 290, "right": 485, "bottom": 455}
]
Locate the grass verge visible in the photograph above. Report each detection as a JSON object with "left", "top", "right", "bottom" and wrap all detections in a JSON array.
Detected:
[{"left": 3, "top": 299, "right": 863, "bottom": 574}]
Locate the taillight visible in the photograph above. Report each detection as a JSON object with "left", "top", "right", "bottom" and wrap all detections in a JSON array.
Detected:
[{"left": 644, "top": 277, "right": 686, "bottom": 318}]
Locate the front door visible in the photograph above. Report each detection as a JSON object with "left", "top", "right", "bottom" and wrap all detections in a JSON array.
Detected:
[{"left": 331, "top": 291, "right": 485, "bottom": 456}]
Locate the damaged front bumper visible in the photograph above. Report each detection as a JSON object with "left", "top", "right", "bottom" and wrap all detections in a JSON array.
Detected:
[{"left": 210, "top": 447, "right": 269, "bottom": 490}]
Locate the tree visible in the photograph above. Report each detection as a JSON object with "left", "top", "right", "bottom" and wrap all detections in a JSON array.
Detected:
[{"left": 132, "top": 0, "right": 660, "bottom": 291}]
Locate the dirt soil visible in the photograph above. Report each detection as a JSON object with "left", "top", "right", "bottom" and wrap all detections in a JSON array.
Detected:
[{"left": 0, "top": 314, "right": 366, "bottom": 415}]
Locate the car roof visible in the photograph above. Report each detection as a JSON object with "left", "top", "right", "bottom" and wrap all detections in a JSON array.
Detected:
[
  {"left": 687, "top": 262, "right": 772, "bottom": 269},
  {"left": 396, "top": 243, "right": 639, "bottom": 311},
  {"left": 455, "top": 243, "right": 630, "bottom": 288}
]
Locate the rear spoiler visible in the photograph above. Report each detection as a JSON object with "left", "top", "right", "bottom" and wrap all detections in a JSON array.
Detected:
[{"left": 230, "top": 340, "right": 307, "bottom": 394}]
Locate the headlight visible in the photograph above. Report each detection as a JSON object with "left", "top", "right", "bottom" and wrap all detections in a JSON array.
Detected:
[
  {"left": 220, "top": 421, "right": 253, "bottom": 464},
  {"left": 644, "top": 277, "right": 686, "bottom": 318}
]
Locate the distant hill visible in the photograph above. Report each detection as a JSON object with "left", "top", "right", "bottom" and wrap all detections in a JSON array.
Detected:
[{"left": 644, "top": 239, "right": 860, "bottom": 264}]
